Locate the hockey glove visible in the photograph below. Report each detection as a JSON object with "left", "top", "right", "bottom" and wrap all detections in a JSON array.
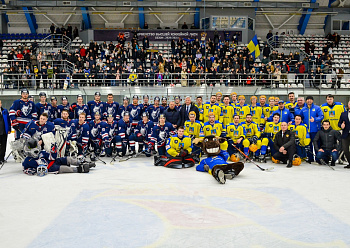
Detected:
[
  {"left": 180, "top": 149, "right": 188, "bottom": 157},
  {"left": 252, "top": 135, "right": 258, "bottom": 144},
  {"left": 295, "top": 138, "right": 301, "bottom": 146}
]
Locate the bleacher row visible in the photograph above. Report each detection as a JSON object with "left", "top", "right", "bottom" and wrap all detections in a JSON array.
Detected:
[{"left": 282, "top": 34, "right": 350, "bottom": 72}]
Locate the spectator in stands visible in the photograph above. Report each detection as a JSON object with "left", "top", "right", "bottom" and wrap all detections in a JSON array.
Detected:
[
  {"left": 73, "top": 27, "right": 79, "bottom": 39},
  {"left": 182, "top": 22, "right": 188, "bottom": 29},
  {"left": 304, "top": 40, "right": 310, "bottom": 54},
  {"left": 266, "top": 30, "right": 273, "bottom": 41},
  {"left": 50, "top": 23, "right": 55, "bottom": 34},
  {"left": 333, "top": 32, "right": 340, "bottom": 48},
  {"left": 67, "top": 24, "right": 72, "bottom": 39}
]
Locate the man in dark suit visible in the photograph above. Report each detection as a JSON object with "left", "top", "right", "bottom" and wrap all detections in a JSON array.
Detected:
[
  {"left": 0, "top": 100, "right": 11, "bottom": 165},
  {"left": 179, "top": 96, "right": 199, "bottom": 126},
  {"left": 272, "top": 122, "right": 296, "bottom": 168},
  {"left": 338, "top": 100, "right": 350, "bottom": 168}
]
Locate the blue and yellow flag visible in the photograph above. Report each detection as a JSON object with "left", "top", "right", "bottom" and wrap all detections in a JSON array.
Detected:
[{"left": 247, "top": 35, "right": 260, "bottom": 59}]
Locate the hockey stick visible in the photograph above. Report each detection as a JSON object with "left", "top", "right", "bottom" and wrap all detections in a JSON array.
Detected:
[
  {"left": 0, "top": 151, "right": 13, "bottom": 170},
  {"left": 230, "top": 143, "right": 274, "bottom": 171},
  {"left": 305, "top": 149, "right": 335, "bottom": 170}
]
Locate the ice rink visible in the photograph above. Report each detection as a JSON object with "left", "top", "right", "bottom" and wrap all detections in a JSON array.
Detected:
[{"left": 1, "top": 135, "right": 350, "bottom": 248}]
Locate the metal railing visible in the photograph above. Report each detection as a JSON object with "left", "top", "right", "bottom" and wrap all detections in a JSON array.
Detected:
[
  {"left": 38, "top": 34, "right": 72, "bottom": 53},
  {"left": 1, "top": 72, "right": 349, "bottom": 91},
  {"left": 266, "top": 35, "right": 308, "bottom": 59},
  {"left": 38, "top": 60, "right": 75, "bottom": 74}
]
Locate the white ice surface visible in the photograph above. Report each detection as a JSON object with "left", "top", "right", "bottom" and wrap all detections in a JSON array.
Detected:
[{"left": 1, "top": 134, "right": 350, "bottom": 248}]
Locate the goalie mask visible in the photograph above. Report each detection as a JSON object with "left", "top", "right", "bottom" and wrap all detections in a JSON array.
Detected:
[
  {"left": 24, "top": 139, "right": 41, "bottom": 158},
  {"left": 37, "top": 158, "right": 48, "bottom": 177}
]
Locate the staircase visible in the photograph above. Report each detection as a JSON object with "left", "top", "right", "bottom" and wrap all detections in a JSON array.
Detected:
[{"left": 38, "top": 34, "right": 72, "bottom": 54}]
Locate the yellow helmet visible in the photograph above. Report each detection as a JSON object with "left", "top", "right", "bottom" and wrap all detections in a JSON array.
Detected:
[
  {"left": 272, "top": 157, "right": 280, "bottom": 164},
  {"left": 230, "top": 92, "right": 237, "bottom": 96},
  {"left": 292, "top": 156, "right": 302, "bottom": 166},
  {"left": 230, "top": 154, "right": 240, "bottom": 162},
  {"left": 250, "top": 96, "right": 257, "bottom": 101},
  {"left": 268, "top": 97, "right": 275, "bottom": 102},
  {"left": 238, "top": 95, "right": 245, "bottom": 100},
  {"left": 216, "top": 92, "right": 223, "bottom": 96},
  {"left": 208, "top": 112, "right": 215, "bottom": 118},
  {"left": 189, "top": 111, "right": 196, "bottom": 118},
  {"left": 249, "top": 144, "right": 258, "bottom": 153},
  {"left": 259, "top": 95, "right": 266, "bottom": 99}
]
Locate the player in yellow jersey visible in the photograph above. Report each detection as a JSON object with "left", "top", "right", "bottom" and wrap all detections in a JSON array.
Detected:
[
  {"left": 226, "top": 115, "right": 248, "bottom": 158},
  {"left": 321, "top": 94, "right": 346, "bottom": 131},
  {"left": 285, "top": 92, "right": 297, "bottom": 111},
  {"left": 201, "top": 113, "right": 228, "bottom": 150},
  {"left": 202, "top": 95, "right": 221, "bottom": 123},
  {"left": 249, "top": 96, "right": 264, "bottom": 126},
  {"left": 195, "top": 96, "right": 204, "bottom": 122},
  {"left": 241, "top": 114, "right": 269, "bottom": 162},
  {"left": 288, "top": 115, "right": 311, "bottom": 161},
  {"left": 230, "top": 92, "right": 238, "bottom": 105},
  {"left": 216, "top": 92, "right": 224, "bottom": 107},
  {"left": 236, "top": 95, "right": 250, "bottom": 123},
  {"left": 220, "top": 95, "right": 236, "bottom": 126},
  {"left": 259, "top": 95, "right": 270, "bottom": 131},
  {"left": 263, "top": 112, "right": 281, "bottom": 157},
  {"left": 184, "top": 111, "right": 203, "bottom": 159}
]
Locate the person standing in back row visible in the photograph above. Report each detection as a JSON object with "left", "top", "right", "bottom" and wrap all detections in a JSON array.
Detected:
[{"left": 0, "top": 100, "right": 12, "bottom": 165}]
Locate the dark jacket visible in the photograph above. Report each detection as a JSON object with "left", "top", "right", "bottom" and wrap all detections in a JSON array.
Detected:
[
  {"left": 0, "top": 107, "right": 11, "bottom": 135},
  {"left": 338, "top": 110, "right": 350, "bottom": 139},
  {"left": 313, "top": 127, "right": 341, "bottom": 151},
  {"left": 179, "top": 103, "right": 199, "bottom": 126},
  {"left": 273, "top": 129, "right": 295, "bottom": 151},
  {"left": 164, "top": 107, "right": 181, "bottom": 127}
]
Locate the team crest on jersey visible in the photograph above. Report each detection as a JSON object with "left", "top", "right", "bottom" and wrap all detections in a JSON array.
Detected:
[
  {"left": 206, "top": 128, "right": 210, "bottom": 131},
  {"left": 174, "top": 140, "right": 178, "bottom": 144},
  {"left": 140, "top": 127, "right": 146, "bottom": 136},
  {"left": 251, "top": 110, "right": 255, "bottom": 115},
  {"left": 324, "top": 109, "right": 328, "bottom": 112},
  {"left": 329, "top": 111, "right": 335, "bottom": 117},
  {"left": 93, "top": 106, "right": 100, "bottom": 114},
  {"left": 269, "top": 124, "right": 273, "bottom": 127},
  {"left": 186, "top": 124, "right": 189, "bottom": 127},
  {"left": 189, "top": 127, "right": 194, "bottom": 133},
  {"left": 107, "top": 107, "right": 115, "bottom": 115},
  {"left": 206, "top": 106, "right": 209, "bottom": 109},
  {"left": 159, "top": 131, "right": 166, "bottom": 140},
  {"left": 78, "top": 109, "right": 84, "bottom": 115},
  {"left": 211, "top": 129, "right": 217, "bottom": 135},
  {"left": 246, "top": 128, "right": 251, "bottom": 134},
  {"left": 21, "top": 104, "right": 32, "bottom": 116},
  {"left": 240, "top": 111, "right": 244, "bottom": 116},
  {"left": 274, "top": 126, "right": 279, "bottom": 132},
  {"left": 91, "top": 127, "right": 98, "bottom": 137},
  {"left": 151, "top": 109, "right": 160, "bottom": 120},
  {"left": 234, "top": 130, "right": 239, "bottom": 136},
  {"left": 209, "top": 109, "right": 213, "bottom": 112},
  {"left": 223, "top": 109, "right": 227, "bottom": 115},
  {"left": 295, "top": 130, "right": 298, "bottom": 137},
  {"left": 130, "top": 108, "right": 138, "bottom": 118},
  {"left": 179, "top": 142, "right": 184, "bottom": 147}
]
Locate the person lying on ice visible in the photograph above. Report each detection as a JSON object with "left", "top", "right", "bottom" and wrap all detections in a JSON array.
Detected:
[
  {"left": 194, "top": 135, "right": 244, "bottom": 184},
  {"left": 154, "top": 126, "right": 195, "bottom": 168}
]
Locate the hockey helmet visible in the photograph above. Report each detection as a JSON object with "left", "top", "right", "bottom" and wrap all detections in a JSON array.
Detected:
[
  {"left": 62, "top": 96, "right": 68, "bottom": 101},
  {"left": 133, "top": 95, "right": 139, "bottom": 100},
  {"left": 143, "top": 94, "right": 149, "bottom": 99},
  {"left": 230, "top": 92, "right": 237, "bottom": 96},
  {"left": 292, "top": 155, "right": 302, "bottom": 166},
  {"left": 24, "top": 139, "right": 41, "bottom": 158},
  {"left": 238, "top": 95, "right": 245, "bottom": 100},
  {"left": 94, "top": 111, "right": 101, "bottom": 116},
  {"left": 216, "top": 92, "right": 222, "bottom": 96},
  {"left": 189, "top": 111, "right": 196, "bottom": 118},
  {"left": 95, "top": 92, "right": 101, "bottom": 96},
  {"left": 77, "top": 94, "right": 83, "bottom": 99},
  {"left": 123, "top": 96, "right": 129, "bottom": 101},
  {"left": 249, "top": 144, "right": 258, "bottom": 153},
  {"left": 39, "top": 92, "right": 47, "bottom": 97},
  {"left": 162, "top": 97, "right": 167, "bottom": 101},
  {"left": 159, "top": 113, "right": 166, "bottom": 120},
  {"left": 36, "top": 159, "right": 48, "bottom": 177},
  {"left": 107, "top": 114, "right": 114, "bottom": 119},
  {"left": 124, "top": 111, "right": 130, "bottom": 116},
  {"left": 50, "top": 96, "right": 57, "bottom": 101},
  {"left": 230, "top": 154, "right": 240, "bottom": 162},
  {"left": 259, "top": 95, "right": 267, "bottom": 99},
  {"left": 154, "top": 96, "right": 160, "bottom": 101},
  {"left": 142, "top": 112, "right": 149, "bottom": 118},
  {"left": 21, "top": 88, "right": 29, "bottom": 94},
  {"left": 250, "top": 96, "right": 257, "bottom": 101},
  {"left": 174, "top": 95, "right": 181, "bottom": 100},
  {"left": 272, "top": 157, "right": 280, "bottom": 164}
]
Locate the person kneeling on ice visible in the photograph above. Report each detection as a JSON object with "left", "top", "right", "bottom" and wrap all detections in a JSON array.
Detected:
[
  {"left": 22, "top": 138, "right": 94, "bottom": 176},
  {"left": 154, "top": 126, "right": 195, "bottom": 168},
  {"left": 194, "top": 135, "right": 244, "bottom": 184}
]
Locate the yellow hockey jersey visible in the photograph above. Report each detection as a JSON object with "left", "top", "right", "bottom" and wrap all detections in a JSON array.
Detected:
[
  {"left": 249, "top": 105, "right": 264, "bottom": 125},
  {"left": 264, "top": 122, "right": 281, "bottom": 139},
  {"left": 241, "top": 121, "right": 261, "bottom": 138},
  {"left": 219, "top": 105, "right": 236, "bottom": 126},
  {"left": 166, "top": 135, "right": 193, "bottom": 157},
  {"left": 195, "top": 104, "right": 204, "bottom": 122},
  {"left": 235, "top": 104, "right": 251, "bottom": 123},
  {"left": 288, "top": 123, "right": 311, "bottom": 146},
  {"left": 203, "top": 102, "right": 221, "bottom": 123},
  {"left": 201, "top": 121, "right": 226, "bottom": 137},
  {"left": 226, "top": 123, "right": 246, "bottom": 142},
  {"left": 285, "top": 101, "right": 297, "bottom": 110},
  {"left": 321, "top": 102, "right": 346, "bottom": 131},
  {"left": 184, "top": 120, "right": 203, "bottom": 138}
]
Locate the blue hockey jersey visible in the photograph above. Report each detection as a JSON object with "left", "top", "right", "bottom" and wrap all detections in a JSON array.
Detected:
[
  {"left": 35, "top": 102, "right": 53, "bottom": 118},
  {"left": 57, "top": 103, "right": 70, "bottom": 117},
  {"left": 117, "top": 105, "right": 128, "bottom": 121},
  {"left": 71, "top": 104, "right": 91, "bottom": 120},
  {"left": 127, "top": 103, "right": 143, "bottom": 125},
  {"left": 89, "top": 120, "right": 108, "bottom": 141},
  {"left": 196, "top": 150, "right": 230, "bottom": 173},
  {"left": 88, "top": 100, "right": 106, "bottom": 120},
  {"left": 9, "top": 99, "right": 38, "bottom": 125},
  {"left": 49, "top": 105, "right": 59, "bottom": 121},
  {"left": 150, "top": 122, "right": 175, "bottom": 146},
  {"left": 21, "top": 120, "right": 55, "bottom": 140},
  {"left": 105, "top": 101, "right": 119, "bottom": 120},
  {"left": 146, "top": 105, "right": 165, "bottom": 123},
  {"left": 117, "top": 118, "right": 134, "bottom": 139},
  {"left": 104, "top": 120, "right": 118, "bottom": 138},
  {"left": 135, "top": 120, "right": 154, "bottom": 140},
  {"left": 71, "top": 120, "right": 90, "bottom": 147}
]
